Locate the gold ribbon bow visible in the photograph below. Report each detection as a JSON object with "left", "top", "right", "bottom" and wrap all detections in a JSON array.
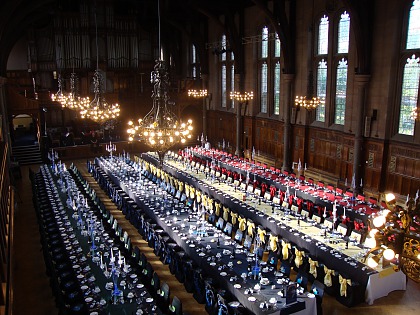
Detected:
[
  {"left": 309, "top": 258, "right": 319, "bottom": 279},
  {"left": 231, "top": 212, "right": 238, "bottom": 225},
  {"left": 324, "top": 266, "right": 335, "bottom": 287},
  {"left": 190, "top": 187, "right": 195, "bottom": 199},
  {"left": 215, "top": 202, "right": 221, "bottom": 216},
  {"left": 185, "top": 184, "right": 190, "bottom": 197},
  {"left": 282, "top": 240, "right": 291, "bottom": 260},
  {"left": 179, "top": 181, "right": 184, "bottom": 192},
  {"left": 269, "top": 235, "right": 278, "bottom": 252},
  {"left": 196, "top": 191, "right": 202, "bottom": 203},
  {"left": 339, "top": 275, "right": 352, "bottom": 297},
  {"left": 257, "top": 227, "right": 266, "bottom": 244},
  {"left": 247, "top": 222, "right": 255, "bottom": 237},
  {"left": 223, "top": 206, "right": 230, "bottom": 221},
  {"left": 238, "top": 217, "right": 247, "bottom": 231},
  {"left": 294, "top": 249, "right": 305, "bottom": 268},
  {"left": 207, "top": 197, "right": 214, "bottom": 212}
]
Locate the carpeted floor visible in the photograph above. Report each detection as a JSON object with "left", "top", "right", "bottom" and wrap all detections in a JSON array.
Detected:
[{"left": 11, "top": 162, "right": 420, "bottom": 315}]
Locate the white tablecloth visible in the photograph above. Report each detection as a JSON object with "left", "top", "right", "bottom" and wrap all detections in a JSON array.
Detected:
[{"left": 365, "top": 268, "right": 407, "bottom": 305}]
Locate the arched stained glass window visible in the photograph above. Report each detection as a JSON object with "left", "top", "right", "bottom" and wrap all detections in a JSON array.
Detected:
[
  {"left": 274, "top": 61, "right": 281, "bottom": 115},
  {"left": 221, "top": 34, "right": 227, "bottom": 61},
  {"left": 221, "top": 64, "right": 227, "bottom": 108},
  {"left": 316, "top": 59, "right": 327, "bottom": 122},
  {"left": 318, "top": 15, "right": 329, "bottom": 55},
  {"left": 261, "top": 62, "right": 268, "bottom": 113},
  {"left": 338, "top": 11, "right": 350, "bottom": 53},
  {"left": 335, "top": 58, "right": 348, "bottom": 125},
  {"left": 231, "top": 64, "right": 235, "bottom": 108},
  {"left": 275, "top": 33, "right": 281, "bottom": 58},
  {"left": 398, "top": 55, "right": 420, "bottom": 135},
  {"left": 407, "top": 0, "right": 420, "bottom": 49},
  {"left": 261, "top": 26, "right": 269, "bottom": 58}
]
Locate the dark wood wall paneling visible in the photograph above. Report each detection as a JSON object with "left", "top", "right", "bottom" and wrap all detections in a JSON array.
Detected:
[{"left": 387, "top": 143, "right": 420, "bottom": 196}]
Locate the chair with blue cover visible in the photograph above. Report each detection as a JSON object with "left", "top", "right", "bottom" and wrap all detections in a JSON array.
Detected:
[
  {"left": 217, "top": 293, "right": 229, "bottom": 315},
  {"left": 205, "top": 280, "right": 217, "bottom": 315},
  {"left": 280, "top": 260, "right": 291, "bottom": 278},
  {"left": 311, "top": 280, "right": 325, "bottom": 315},
  {"left": 295, "top": 271, "right": 309, "bottom": 291}
]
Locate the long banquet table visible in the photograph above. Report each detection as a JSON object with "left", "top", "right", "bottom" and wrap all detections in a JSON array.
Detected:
[
  {"left": 186, "top": 147, "right": 377, "bottom": 225},
  {"left": 94, "top": 156, "right": 317, "bottom": 315},
  {"left": 139, "top": 152, "right": 407, "bottom": 306},
  {"left": 34, "top": 164, "right": 160, "bottom": 315}
]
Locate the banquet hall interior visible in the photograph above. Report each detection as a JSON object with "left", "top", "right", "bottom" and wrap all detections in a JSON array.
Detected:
[{"left": 1, "top": 0, "right": 420, "bottom": 314}]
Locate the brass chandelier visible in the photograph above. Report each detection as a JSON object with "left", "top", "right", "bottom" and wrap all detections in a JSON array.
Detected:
[
  {"left": 294, "top": 95, "right": 323, "bottom": 110},
  {"left": 62, "top": 72, "right": 90, "bottom": 110},
  {"left": 79, "top": 3, "right": 120, "bottom": 124},
  {"left": 51, "top": 73, "right": 66, "bottom": 105},
  {"left": 127, "top": 0, "right": 193, "bottom": 163},
  {"left": 79, "top": 69, "right": 120, "bottom": 123}
]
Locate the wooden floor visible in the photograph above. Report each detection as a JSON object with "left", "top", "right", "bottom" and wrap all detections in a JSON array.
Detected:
[{"left": 11, "top": 161, "right": 420, "bottom": 315}]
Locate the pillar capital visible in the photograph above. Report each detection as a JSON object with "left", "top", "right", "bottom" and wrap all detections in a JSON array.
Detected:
[
  {"left": 282, "top": 73, "right": 295, "bottom": 83},
  {"left": 354, "top": 74, "right": 371, "bottom": 85}
]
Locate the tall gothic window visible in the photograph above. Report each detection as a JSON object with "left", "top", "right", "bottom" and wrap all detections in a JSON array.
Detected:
[
  {"left": 274, "top": 62, "right": 281, "bottom": 115},
  {"left": 335, "top": 58, "right": 348, "bottom": 125},
  {"left": 316, "top": 59, "right": 327, "bottom": 122},
  {"left": 398, "top": 1, "right": 420, "bottom": 135},
  {"left": 221, "top": 64, "right": 227, "bottom": 108},
  {"left": 260, "top": 26, "right": 269, "bottom": 113},
  {"left": 315, "top": 11, "right": 350, "bottom": 125},
  {"left": 191, "top": 44, "right": 199, "bottom": 78},
  {"left": 399, "top": 55, "right": 420, "bottom": 135}
]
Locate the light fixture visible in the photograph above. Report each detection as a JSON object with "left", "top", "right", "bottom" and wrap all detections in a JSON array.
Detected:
[
  {"left": 364, "top": 192, "right": 420, "bottom": 282},
  {"left": 51, "top": 73, "right": 66, "bottom": 105},
  {"left": 188, "top": 89, "right": 208, "bottom": 98},
  {"left": 127, "top": 0, "right": 193, "bottom": 164},
  {"left": 79, "top": 3, "right": 120, "bottom": 124},
  {"left": 230, "top": 91, "right": 254, "bottom": 103},
  {"left": 294, "top": 95, "right": 323, "bottom": 110},
  {"left": 62, "top": 72, "right": 90, "bottom": 110}
]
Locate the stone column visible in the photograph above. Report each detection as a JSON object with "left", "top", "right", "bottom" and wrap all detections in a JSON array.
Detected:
[
  {"left": 201, "top": 74, "right": 208, "bottom": 138},
  {"left": 283, "top": 74, "right": 295, "bottom": 172},
  {"left": 353, "top": 74, "right": 371, "bottom": 194},
  {"left": 235, "top": 101, "right": 242, "bottom": 157}
]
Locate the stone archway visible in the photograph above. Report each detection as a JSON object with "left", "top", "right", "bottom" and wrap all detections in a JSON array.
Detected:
[{"left": 11, "top": 113, "right": 39, "bottom": 146}]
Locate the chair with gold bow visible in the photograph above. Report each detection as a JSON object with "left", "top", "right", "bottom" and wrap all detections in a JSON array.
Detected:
[
  {"left": 335, "top": 273, "right": 364, "bottom": 307},
  {"left": 323, "top": 265, "right": 339, "bottom": 296}
]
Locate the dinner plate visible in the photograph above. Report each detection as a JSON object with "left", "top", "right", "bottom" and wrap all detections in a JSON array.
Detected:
[
  {"left": 199, "top": 252, "right": 205, "bottom": 257},
  {"left": 234, "top": 284, "right": 241, "bottom": 289},
  {"left": 248, "top": 296, "right": 256, "bottom": 302},
  {"left": 146, "top": 298, "right": 154, "bottom": 303},
  {"left": 189, "top": 244, "right": 196, "bottom": 248},
  {"left": 220, "top": 272, "right": 227, "bottom": 276},
  {"left": 136, "top": 284, "right": 144, "bottom": 289},
  {"left": 210, "top": 262, "right": 216, "bottom": 266},
  {"left": 81, "top": 285, "right": 88, "bottom": 290},
  {"left": 85, "top": 297, "right": 93, "bottom": 303},
  {"left": 130, "top": 274, "right": 137, "bottom": 278},
  {"left": 229, "top": 301, "right": 240, "bottom": 307}
]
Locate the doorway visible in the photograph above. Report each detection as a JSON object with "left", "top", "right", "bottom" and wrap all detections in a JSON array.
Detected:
[{"left": 11, "top": 114, "right": 37, "bottom": 147}]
